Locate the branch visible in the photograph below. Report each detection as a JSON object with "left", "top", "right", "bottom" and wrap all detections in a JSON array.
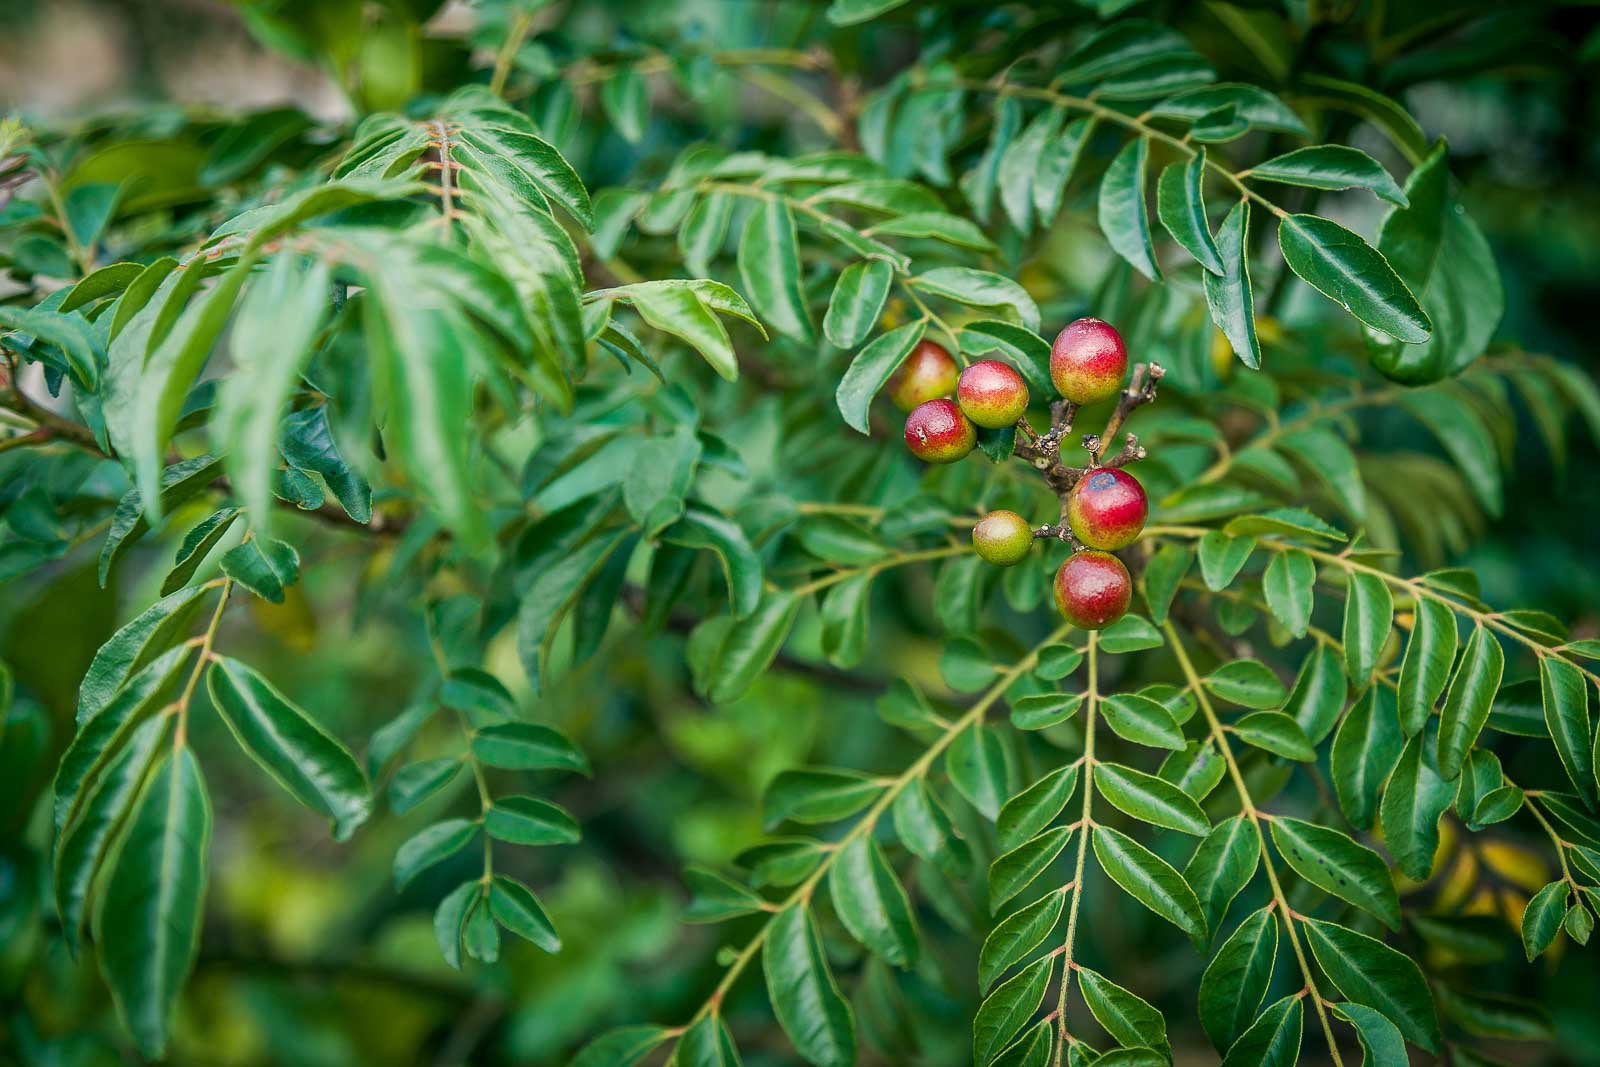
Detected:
[
  {"left": 1052, "top": 631, "right": 1099, "bottom": 1064},
  {"left": 1164, "top": 620, "right": 1349, "bottom": 1067}
]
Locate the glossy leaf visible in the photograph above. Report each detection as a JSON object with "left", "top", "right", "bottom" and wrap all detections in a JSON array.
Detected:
[
  {"left": 763, "top": 903, "right": 856, "bottom": 1067},
  {"left": 1092, "top": 824, "right": 1207, "bottom": 940}
]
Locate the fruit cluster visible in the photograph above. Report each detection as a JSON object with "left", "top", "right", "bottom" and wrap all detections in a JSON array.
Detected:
[{"left": 894, "top": 318, "right": 1162, "bottom": 631}]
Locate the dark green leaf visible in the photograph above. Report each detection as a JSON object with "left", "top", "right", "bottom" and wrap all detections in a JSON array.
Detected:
[
  {"left": 830, "top": 836, "right": 919, "bottom": 966},
  {"left": 1277, "top": 214, "right": 1429, "bottom": 343},
  {"left": 1268, "top": 817, "right": 1400, "bottom": 928},
  {"left": 1301, "top": 917, "right": 1441, "bottom": 1051},
  {"left": 1156, "top": 150, "right": 1223, "bottom": 274},
  {"left": 1199, "top": 906, "right": 1277, "bottom": 1051},
  {"left": 1436, "top": 625, "right": 1504, "bottom": 780},
  {"left": 1092, "top": 824, "right": 1207, "bottom": 940},
  {"left": 763, "top": 903, "right": 856, "bottom": 1067},
  {"left": 1098, "top": 138, "right": 1160, "bottom": 281}
]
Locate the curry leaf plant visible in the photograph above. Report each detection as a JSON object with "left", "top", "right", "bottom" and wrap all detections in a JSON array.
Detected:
[{"left": 0, "top": 2, "right": 1596, "bottom": 1065}]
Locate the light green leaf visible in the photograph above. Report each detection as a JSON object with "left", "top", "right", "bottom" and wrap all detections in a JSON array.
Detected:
[
  {"left": 738, "top": 199, "right": 814, "bottom": 342},
  {"left": 1198, "top": 531, "right": 1256, "bottom": 591},
  {"left": 1262, "top": 550, "right": 1314, "bottom": 638},
  {"left": 912, "top": 268, "right": 1041, "bottom": 332}
]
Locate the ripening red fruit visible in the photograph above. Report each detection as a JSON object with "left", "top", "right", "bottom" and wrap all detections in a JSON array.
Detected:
[
  {"left": 1066, "top": 468, "right": 1148, "bottom": 550},
  {"left": 971, "top": 510, "right": 1034, "bottom": 566},
  {"left": 956, "top": 359, "right": 1029, "bottom": 429},
  {"left": 1054, "top": 550, "right": 1132, "bottom": 630},
  {"left": 886, "top": 340, "right": 960, "bottom": 411},
  {"left": 903, "top": 398, "right": 976, "bottom": 463},
  {"left": 1051, "top": 317, "right": 1128, "bottom": 404}
]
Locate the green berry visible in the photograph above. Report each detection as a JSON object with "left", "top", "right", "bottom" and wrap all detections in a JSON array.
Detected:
[{"left": 971, "top": 510, "right": 1034, "bottom": 566}]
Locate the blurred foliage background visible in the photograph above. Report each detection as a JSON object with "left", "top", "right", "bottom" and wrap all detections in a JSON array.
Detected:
[{"left": 2, "top": 1, "right": 1599, "bottom": 1065}]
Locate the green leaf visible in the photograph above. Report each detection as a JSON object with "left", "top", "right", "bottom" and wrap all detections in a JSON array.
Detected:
[
  {"left": 948, "top": 723, "right": 1011, "bottom": 820},
  {"left": 490, "top": 874, "right": 561, "bottom": 952},
  {"left": 1199, "top": 906, "right": 1277, "bottom": 1051},
  {"left": 96, "top": 748, "right": 211, "bottom": 1059},
  {"left": 1332, "top": 687, "right": 1404, "bottom": 830},
  {"left": 625, "top": 424, "right": 702, "bottom": 538},
  {"left": 1203, "top": 201, "right": 1260, "bottom": 369},
  {"left": 763, "top": 903, "right": 856, "bottom": 1067},
  {"left": 1094, "top": 761, "right": 1210, "bottom": 835},
  {"left": 819, "top": 572, "right": 872, "bottom": 668},
  {"left": 1522, "top": 881, "right": 1569, "bottom": 961},
  {"left": 472, "top": 723, "right": 588, "bottom": 774},
  {"left": 1219, "top": 994, "right": 1302, "bottom": 1067},
  {"left": 622, "top": 280, "right": 749, "bottom": 382},
  {"left": 829, "top": 836, "right": 919, "bottom": 967},
  {"left": 393, "top": 818, "right": 478, "bottom": 889},
  {"left": 1436, "top": 625, "right": 1504, "bottom": 780},
  {"left": 1100, "top": 694, "right": 1186, "bottom": 750},
  {"left": 1284, "top": 644, "right": 1347, "bottom": 745},
  {"left": 912, "top": 268, "right": 1041, "bottom": 332},
  {"left": 979, "top": 887, "right": 1065, "bottom": 992},
  {"left": 974, "top": 954, "right": 1053, "bottom": 1065},
  {"left": 1276, "top": 214, "right": 1429, "bottom": 343},
  {"left": 1198, "top": 531, "right": 1256, "bottom": 592},
  {"left": 738, "top": 199, "right": 814, "bottom": 342},
  {"left": 100, "top": 455, "right": 225, "bottom": 587},
  {"left": 826, "top": 0, "right": 911, "bottom": 26},
  {"left": 1278, "top": 427, "right": 1366, "bottom": 522},
  {"left": 662, "top": 507, "right": 762, "bottom": 618},
  {"left": 433, "top": 880, "right": 475, "bottom": 969},
  {"left": 1077, "top": 965, "right": 1168, "bottom": 1053},
  {"left": 1160, "top": 741, "right": 1226, "bottom": 801},
  {"left": 206, "top": 656, "right": 370, "bottom": 840},
  {"left": 1139, "top": 546, "right": 1191, "bottom": 628},
  {"left": 1268, "top": 817, "right": 1400, "bottom": 928},
  {"left": 1156, "top": 150, "right": 1223, "bottom": 274},
  {"left": 891, "top": 777, "right": 968, "bottom": 874},
  {"left": 1204, "top": 660, "right": 1287, "bottom": 710},
  {"left": 997, "top": 764, "right": 1080, "bottom": 851},
  {"left": 485, "top": 795, "right": 579, "bottom": 846},
  {"left": 1262, "top": 550, "right": 1314, "bottom": 638},
  {"left": 572, "top": 1025, "right": 672, "bottom": 1067},
  {"left": 1330, "top": 1002, "right": 1409, "bottom": 1067},
  {"left": 835, "top": 320, "right": 927, "bottom": 434},
  {"left": 765, "top": 767, "right": 885, "bottom": 827},
  {"left": 1149, "top": 84, "right": 1310, "bottom": 137},
  {"left": 707, "top": 590, "right": 801, "bottom": 703},
  {"left": 1010, "top": 691, "right": 1085, "bottom": 731},
  {"left": 676, "top": 1015, "right": 743, "bottom": 1067},
  {"left": 683, "top": 866, "right": 766, "bottom": 924},
  {"left": 389, "top": 758, "right": 461, "bottom": 814},
  {"left": 1247, "top": 146, "right": 1406, "bottom": 205},
  {"left": 1224, "top": 508, "right": 1345, "bottom": 542},
  {"left": 1092, "top": 824, "right": 1207, "bottom": 940},
  {"left": 1540, "top": 657, "right": 1597, "bottom": 809},
  {"left": 1301, "top": 917, "right": 1441, "bottom": 1051},
  {"left": 1379, "top": 728, "right": 1452, "bottom": 881},
  {"left": 869, "top": 211, "right": 995, "bottom": 250},
  {"left": 1098, "top": 138, "right": 1160, "bottom": 281},
  {"left": 1184, "top": 815, "right": 1260, "bottom": 937},
  {"left": 1374, "top": 142, "right": 1502, "bottom": 383},
  {"left": 1233, "top": 712, "right": 1314, "bottom": 761},
  {"left": 53, "top": 715, "right": 169, "bottom": 950},
  {"left": 1399, "top": 389, "right": 1503, "bottom": 516},
  {"left": 824, "top": 260, "right": 894, "bottom": 349},
  {"left": 600, "top": 67, "right": 648, "bottom": 142},
  {"left": 159, "top": 508, "right": 241, "bottom": 596},
  {"left": 1397, "top": 599, "right": 1457, "bottom": 735},
  {"left": 988, "top": 826, "right": 1073, "bottom": 910},
  {"left": 0, "top": 304, "right": 104, "bottom": 390},
  {"left": 214, "top": 254, "right": 333, "bottom": 535}
]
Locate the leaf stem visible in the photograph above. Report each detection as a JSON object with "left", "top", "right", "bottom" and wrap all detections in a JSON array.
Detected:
[
  {"left": 173, "top": 580, "right": 233, "bottom": 749},
  {"left": 784, "top": 543, "right": 966, "bottom": 598},
  {"left": 1163, "top": 619, "right": 1347, "bottom": 1067},
  {"left": 1052, "top": 631, "right": 1098, "bottom": 1066}
]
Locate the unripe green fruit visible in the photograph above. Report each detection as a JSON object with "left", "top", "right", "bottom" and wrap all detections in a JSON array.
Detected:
[
  {"left": 1050, "top": 317, "right": 1128, "bottom": 404},
  {"left": 886, "top": 340, "right": 960, "bottom": 411},
  {"left": 1066, "top": 468, "right": 1148, "bottom": 550},
  {"left": 971, "top": 510, "right": 1034, "bottom": 566},
  {"left": 956, "top": 359, "right": 1029, "bottom": 428},
  {"left": 1054, "top": 550, "right": 1131, "bottom": 630},
  {"left": 903, "top": 398, "right": 976, "bottom": 463}
]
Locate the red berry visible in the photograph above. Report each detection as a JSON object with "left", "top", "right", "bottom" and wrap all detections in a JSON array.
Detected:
[
  {"left": 903, "top": 398, "right": 976, "bottom": 463},
  {"left": 971, "top": 510, "right": 1034, "bottom": 566},
  {"left": 886, "top": 340, "right": 960, "bottom": 411},
  {"left": 1054, "top": 550, "right": 1132, "bottom": 630},
  {"left": 956, "top": 359, "right": 1029, "bottom": 429},
  {"left": 1051, "top": 317, "right": 1127, "bottom": 404},
  {"left": 1066, "top": 468, "right": 1148, "bottom": 550}
]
